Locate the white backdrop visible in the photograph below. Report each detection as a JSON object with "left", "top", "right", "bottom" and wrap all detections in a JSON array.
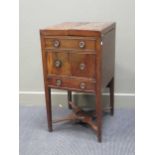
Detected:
[{"left": 20, "top": 0, "right": 135, "bottom": 94}]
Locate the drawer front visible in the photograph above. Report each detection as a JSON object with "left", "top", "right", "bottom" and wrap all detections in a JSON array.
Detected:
[
  {"left": 44, "top": 36, "right": 96, "bottom": 51},
  {"left": 47, "top": 77, "right": 96, "bottom": 92},
  {"left": 46, "top": 51, "right": 95, "bottom": 78}
]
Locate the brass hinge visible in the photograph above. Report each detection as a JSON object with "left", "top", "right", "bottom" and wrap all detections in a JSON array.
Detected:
[
  {"left": 101, "top": 34, "right": 104, "bottom": 45},
  {"left": 101, "top": 40, "right": 103, "bottom": 46}
]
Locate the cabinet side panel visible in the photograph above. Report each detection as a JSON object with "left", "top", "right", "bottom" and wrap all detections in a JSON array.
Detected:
[
  {"left": 40, "top": 32, "right": 48, "bottom": 85},
  {"left": 102, "top": 29, "right": 115, "bottom": 89}
]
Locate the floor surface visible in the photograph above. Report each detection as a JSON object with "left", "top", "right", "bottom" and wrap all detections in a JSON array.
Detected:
[{"left": 19, "top": 106, "right": 135, "bottom": 155}]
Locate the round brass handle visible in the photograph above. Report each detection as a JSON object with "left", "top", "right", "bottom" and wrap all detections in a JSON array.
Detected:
[
  {"left": 55, "top": 60, "right": 62, "bottom": 68},
  {"left": 80, "top": 63, "right": 85, "bottom": 70},
  {"left": 56, "top": 79, "right": 62, "bottom": 86},
  {"left": 53, "top": 40, "right": 60, "bottom": 48},
  {"left": 79, "top": 41, "right": 85, "bottom": 49},
  {"left": 80, "top": 82, "right": 86, "bottom": 89}
]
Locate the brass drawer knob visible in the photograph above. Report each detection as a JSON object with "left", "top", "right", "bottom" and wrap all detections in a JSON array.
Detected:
[
  {"left": 53, "top": 40, "right": 60, "bottom": 48},
  {"left": 79, "top": 41, "right": 85, "bottom": 49},
  {"left": 55, "top": 60, "right": 62, "bottom": 68},
  {"left": 56, "top": 79, "right": 62, "bottom": 86},
  {"left": 80, "top": 82, "right": 86, "bottom": 89},
  {"left": 80, "top": 63, "right": 85, "bottom": 70}
]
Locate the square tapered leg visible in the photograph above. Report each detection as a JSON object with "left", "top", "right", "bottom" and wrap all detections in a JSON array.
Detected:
[{"left": 45, "top": 86, "right": 52, "bottom": 131}]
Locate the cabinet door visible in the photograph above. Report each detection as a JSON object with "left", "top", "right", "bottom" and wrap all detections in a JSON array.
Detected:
[
  {"left": 46, "top": 51, "right": 71, "bottom": 76},
  {"left": 70, "top": 53, "right": 95, "bottom": 78}
]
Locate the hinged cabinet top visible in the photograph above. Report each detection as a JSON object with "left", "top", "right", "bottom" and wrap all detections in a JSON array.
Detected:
[{"left": 40, "top": 22, "right": 115, "bottom": 37}]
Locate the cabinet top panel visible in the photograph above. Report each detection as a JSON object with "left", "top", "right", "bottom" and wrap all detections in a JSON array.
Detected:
[{"left": 40, "top": 22, "right": 115, "bottom": 37}]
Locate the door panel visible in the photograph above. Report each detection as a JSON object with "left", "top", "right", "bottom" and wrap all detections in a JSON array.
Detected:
[
  {"left": 46, "top": 51, "right": 71, "bottom": 76},
  {"left": 70, "top": 53, "right": 95, "bottom": 78}
]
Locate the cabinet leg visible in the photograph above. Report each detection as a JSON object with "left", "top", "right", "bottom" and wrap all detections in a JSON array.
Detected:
[
  {"left": 68, "top": 91, "right": 72, "bottom": 109},
  {"left": 45, "top": 86, "right": 52, "bottom": 131},
  {"left": 109, "top": 78, "right": 114, "bottom": 115},
  {"left": 96, "top": 91, "right": 102, "bottom": 142}
]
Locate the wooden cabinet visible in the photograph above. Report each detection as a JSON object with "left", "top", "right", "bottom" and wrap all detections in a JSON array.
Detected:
[{"left": 40, "top": 22, "right": 116, "bottom": 142}]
